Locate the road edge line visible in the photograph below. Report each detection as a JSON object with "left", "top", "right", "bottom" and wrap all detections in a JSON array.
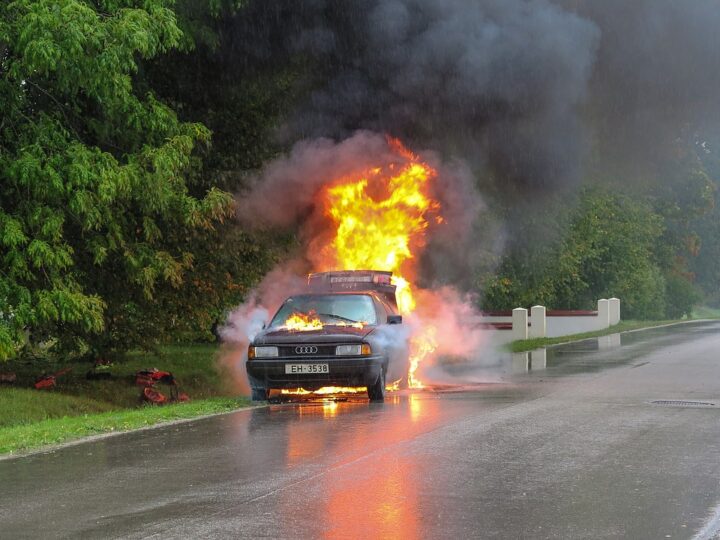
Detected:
[{"left": 693, "top": 501, "right": 720, "bottom": 540}]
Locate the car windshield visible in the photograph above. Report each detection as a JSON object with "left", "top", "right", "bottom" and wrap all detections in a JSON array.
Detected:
[{"left": 270, "top": 294, "right": 377, "bottom": 327}]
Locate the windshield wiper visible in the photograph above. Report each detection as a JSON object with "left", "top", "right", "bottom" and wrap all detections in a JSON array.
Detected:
[{"left": 317, "top": 313, "right": 359, "bottom": 324}]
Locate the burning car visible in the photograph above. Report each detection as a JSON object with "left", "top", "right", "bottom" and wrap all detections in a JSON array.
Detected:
[{"left": 246, "top": 270, "right": 406, "bottom": 402}]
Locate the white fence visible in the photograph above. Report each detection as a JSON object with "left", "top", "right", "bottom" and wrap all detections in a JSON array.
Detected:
[{"left": 478, "top": 298, "right": 621, "bottom": 345}]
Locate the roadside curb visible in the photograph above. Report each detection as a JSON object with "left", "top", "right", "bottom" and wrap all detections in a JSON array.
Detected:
[
  {"left": 512, "top": 318, "right": 718, "bottom": 352},
  {"left": 614, "top": 318, "right": 717, "bottom": 335},
  {"left": 0, "top": 402, "right": 267, "bottom": 462}
]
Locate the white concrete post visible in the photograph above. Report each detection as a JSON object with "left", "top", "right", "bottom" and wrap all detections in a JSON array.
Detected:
[
  {"left": 512, "top": 308, "right": 528, "bottom": 341},
  {"left": 531, "top": 348, "right": 547, "bottom": 370},
  {"left": 609, "top": 298, "right": 621, "bottom": 325},
  {"left": 529, "top": 305, "right": 546, "bottom": 338},
  {"left": 597, "top": 299, "right": 610, "bottom": 330}
]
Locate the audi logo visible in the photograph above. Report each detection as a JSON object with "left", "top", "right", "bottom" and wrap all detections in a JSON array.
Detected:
[{"left": 295, "top": 346, "right": 318, "bottom": 354}]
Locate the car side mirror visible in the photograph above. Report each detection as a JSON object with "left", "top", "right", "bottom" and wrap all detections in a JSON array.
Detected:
[{"left": 387, "top": 315, "right": 402, "bottom": 325}]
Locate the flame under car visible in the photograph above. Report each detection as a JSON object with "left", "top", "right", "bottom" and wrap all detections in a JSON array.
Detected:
[{"left": 246, "top": 271, "right": 405, "bottom": 402}]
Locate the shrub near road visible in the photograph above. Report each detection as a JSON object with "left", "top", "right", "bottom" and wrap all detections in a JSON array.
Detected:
[
  {"left": 0, "top": 344, "right": 250, "bottom": 455},
  {"left": 0, "top": 0, "right": 251, "bottom": 361}
]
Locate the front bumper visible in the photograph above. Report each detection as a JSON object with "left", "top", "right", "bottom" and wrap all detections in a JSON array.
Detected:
[{"left": 246, "top": 355, "right": 385, "bottom": 390}]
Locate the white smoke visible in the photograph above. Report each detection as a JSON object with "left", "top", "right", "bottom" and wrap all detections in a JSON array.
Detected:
[{"left": 217, "top": 263, "right": 309, "bottom": 392}]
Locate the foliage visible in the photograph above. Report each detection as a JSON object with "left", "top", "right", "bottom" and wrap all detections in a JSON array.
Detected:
[
  {"left": 1, "top": 343, "right": 238, "bottom": 411},
  {"left": 0, "top": 0, "right": 254, "bottom": 359},
  {"left": 687, "top": 141, "right": 720, "bottom": 307},
  {"left": 664, "top": 273, "right": 701, "bottom": 319},
  {"left": 483, "top": 189, "right": 670, "bottom": 319}
]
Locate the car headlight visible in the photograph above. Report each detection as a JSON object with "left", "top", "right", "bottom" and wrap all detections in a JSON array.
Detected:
[
  {"left": 335, "top": 344, "right": 372, "bottom": 356},
  {"left": 249, "top": 346, "right": 278, "bottom": 359}
]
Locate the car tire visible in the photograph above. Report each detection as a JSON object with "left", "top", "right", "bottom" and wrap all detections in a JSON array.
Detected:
[
  {"left": 250, "top": 386, "right": 268, "bottom": 402},
  {"left": 367, "top": 368, "right": 385, "bottom": 403}
]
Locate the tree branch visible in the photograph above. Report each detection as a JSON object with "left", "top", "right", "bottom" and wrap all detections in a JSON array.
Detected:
[{"left": 24, "top": 77, "right": 82, "bottom": 141}]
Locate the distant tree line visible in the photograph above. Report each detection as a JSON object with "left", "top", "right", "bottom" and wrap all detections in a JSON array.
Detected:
[
  {"left": 481, "top": 132, "right": 719, "bottom": 320},
  {"left": 481, "top": 188, "right": 702, "bottom": 319}
]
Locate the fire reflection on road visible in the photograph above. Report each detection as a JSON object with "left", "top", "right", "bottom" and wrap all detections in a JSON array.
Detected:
[
  {"left": 410, "top": 393, "right": 423, "bottom": 423},
  {"left": 271, "top": 391, "right": 442, "bottom": 538},
  {"left": 323, "top": 454, "right": 421, "bottom": 539}
]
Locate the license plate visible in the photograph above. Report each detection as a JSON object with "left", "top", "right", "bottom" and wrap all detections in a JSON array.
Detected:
[{"left": 285, "top": 363, "right": 329, "bottom": 374}]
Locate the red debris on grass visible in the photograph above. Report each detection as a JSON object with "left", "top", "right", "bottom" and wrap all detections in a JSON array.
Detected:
[
  {"left": 136, "top": 369, "right": 189, "bottom": 404},
  {"left": 135, "top": 369, "right": 175, "bottom": 387},
  {"left": 142, "top": 386, "right": 168, "bottom": 405},
  {"left": 34, "top": 367, "right": 72, "bottom": 390}
]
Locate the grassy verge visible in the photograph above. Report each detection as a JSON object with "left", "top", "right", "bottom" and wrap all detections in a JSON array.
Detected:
[
  {"left": 0, "top": 396, "right": 250, "bottom": 455},
  {"left": 0, "top": 344, "right": 253, "bottom": 456},
  {"left": 508, "top": 319, "right": 682, "bottom": 352}
]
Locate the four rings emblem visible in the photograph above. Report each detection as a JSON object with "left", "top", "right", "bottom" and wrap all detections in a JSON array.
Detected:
[{"left": 295, "top": 346, "right": 318, "bottom": 354}]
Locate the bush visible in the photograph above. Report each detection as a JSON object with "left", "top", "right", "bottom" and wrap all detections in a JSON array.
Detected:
[
  {"left": 480, "top": 189, "right": 668, "bottom": 318},
  {"left": 664, "top": 274, "right": 701, "bottom": 319},
  {"left": 612, "top": 264, "right": 666, "bottom": 320}
]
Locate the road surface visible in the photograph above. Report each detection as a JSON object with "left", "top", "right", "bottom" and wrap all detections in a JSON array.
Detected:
[{"left": 2, "top": 322, "right": 720, "bottom": 539}]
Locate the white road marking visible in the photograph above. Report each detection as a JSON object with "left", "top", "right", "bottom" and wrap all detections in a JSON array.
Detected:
[{"left": 694, "top": 502, "right": 720, "bottom": 540}]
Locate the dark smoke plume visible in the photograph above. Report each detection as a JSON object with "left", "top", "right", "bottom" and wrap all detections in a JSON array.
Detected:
[
  {"left": 565, "top": 0, "right": 720, "bottom": 179},
  {"left": 282, "top": 0, "right": 600, "bottom": 192},
  {"left": 230, "top": 0, "right": 720, "bottom": 196}
]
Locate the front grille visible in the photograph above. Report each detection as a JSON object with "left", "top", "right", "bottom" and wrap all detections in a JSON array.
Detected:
[{"left": 278, "top": 344, "right": 337, "bottom": 357}]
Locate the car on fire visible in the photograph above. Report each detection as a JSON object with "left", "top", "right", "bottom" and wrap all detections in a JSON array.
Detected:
[{"left": 246, "top": 270, "right": 406, "bottom": 402}]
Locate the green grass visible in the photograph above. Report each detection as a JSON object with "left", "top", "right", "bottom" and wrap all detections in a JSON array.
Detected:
[
  {"left": 508, "top": 320, "right": 681, "bottom": 352},
  {"left": 0, "top": 397, "right": 250, "bottom": 455},
  {"left": 0, "top": 388, "right": 115, "bottom": 428},
  {"left": 0, "top": 344, "right": 252, "bottom": 455}
]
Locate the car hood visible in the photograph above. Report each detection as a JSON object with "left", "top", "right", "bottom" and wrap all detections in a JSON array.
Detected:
[{"left": 253, "top": 325, "right": 375, "bottom": 345}]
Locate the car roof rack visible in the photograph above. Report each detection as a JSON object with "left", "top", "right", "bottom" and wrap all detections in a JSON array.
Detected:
[{"left": 307, "top": 270, "right": 397, "bottom": 307}]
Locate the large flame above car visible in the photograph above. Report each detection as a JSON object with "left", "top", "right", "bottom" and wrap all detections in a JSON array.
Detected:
[{"left": 316, "top": 137, "right": 440, "bottom": 388}]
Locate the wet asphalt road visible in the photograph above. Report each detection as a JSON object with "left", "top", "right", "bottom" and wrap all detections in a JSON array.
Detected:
[{"left": 2, "top": 323, "right": 720, "bottom": 539}]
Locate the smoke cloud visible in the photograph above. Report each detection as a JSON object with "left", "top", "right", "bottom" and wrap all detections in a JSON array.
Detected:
[
  {"left": 566, "top": 0, "right": 720, "bottom": 178},
  {"left": 218, "top": 263, "right": 309, "bottom": 391},
  {"left": 282, "top": 0, "right": 600, "bottom": 192},
  {"left": 230, "top": 0, "right": 720, "bottom": 194}
]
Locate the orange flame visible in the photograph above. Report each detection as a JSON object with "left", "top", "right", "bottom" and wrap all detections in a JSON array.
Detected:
[
  {"left": 283, "top": 310, "right": 368, "bottom": 331},
  {"left": 280, "top": 382, "right": 401, "bottom": 396},
  {"left": 281, "top": 387, "right": 365, "bottom": 395},
  {"left": 318, "top": 137, "right": 440, "bottom": 388},
  {"left": 407, "top": 326, "right": 437, "bottom": 389},
  {"left": 283, "top": 311, "right": 323, "bottom": 332}
]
